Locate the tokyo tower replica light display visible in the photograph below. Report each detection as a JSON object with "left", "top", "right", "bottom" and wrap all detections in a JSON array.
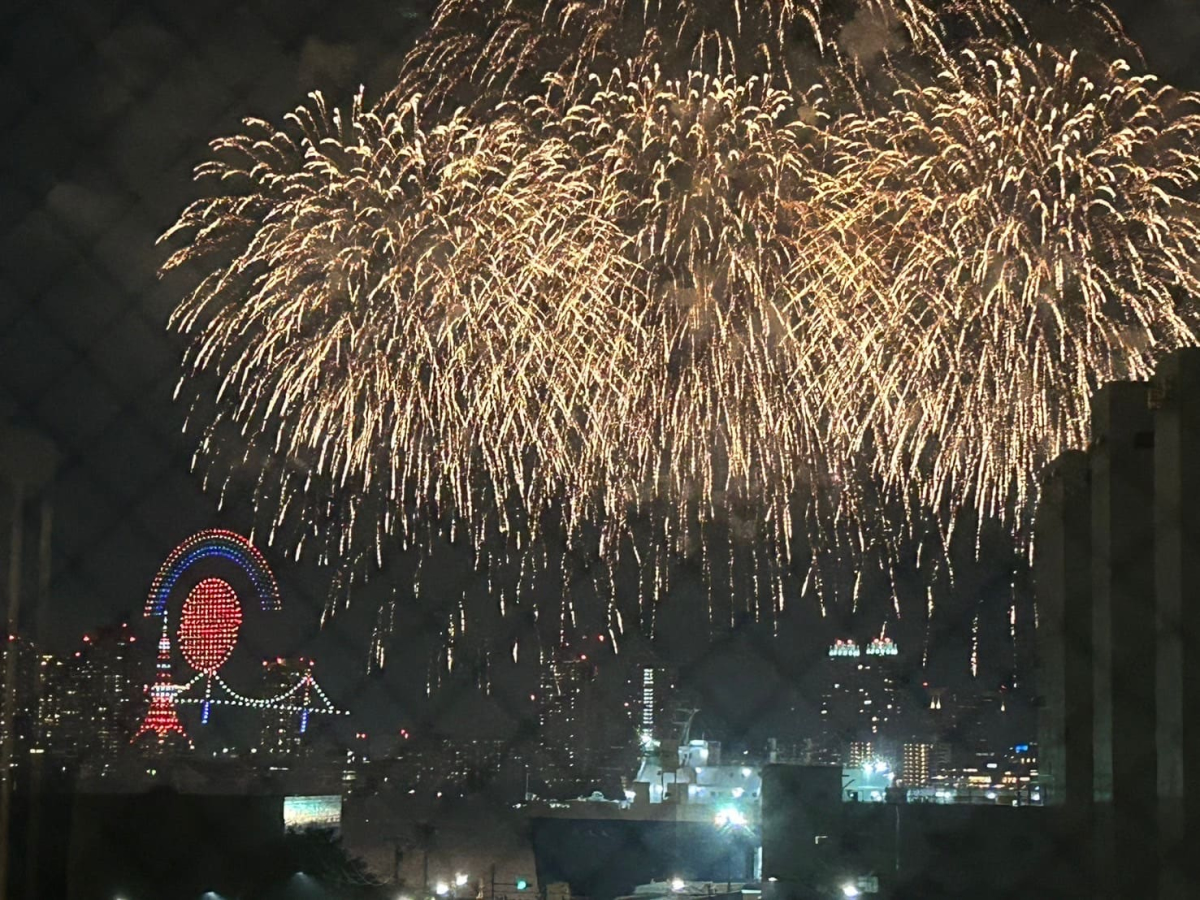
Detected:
[{"left": 133, "top": 529, "right": 346, "bottom": 745}]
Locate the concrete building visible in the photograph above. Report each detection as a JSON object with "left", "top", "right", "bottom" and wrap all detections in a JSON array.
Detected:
[
  {"left": 1034, "top": 348, "right": 1200, "bottom": 900},
  {"left": 1151, "top": 350, "right": 1200, "bottom": 900},
  {"left": 1035, "top": 449, "right": 1091, "bottom": 816},
  {"left": 1089, "top": 381, "right": 1158, "bottom": 899}
]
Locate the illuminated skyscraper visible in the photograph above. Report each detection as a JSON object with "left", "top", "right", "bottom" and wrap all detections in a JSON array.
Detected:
[
  {"left": 258, "top": 657, "right": 312, "bottom": 758},
  {"left": 818, "top": 638, "right": 901, "bottom": 765},
  {"left": 83, "top": 624, "right": 146, "bottom": 758},
  {"left": 538, "top": 653, "right": 596, "bottom": 786},
  {"left": 625, "top": 661, "right": 677, "bottom": 746},
  {"left": 0, "top": 634, "right": 39, "bottom": 760},
  {"left": 902, "top": 742, "right": 933, "bottom": 788},
  {"left": 39, "top": 623, "right": 147, "bottom": 762},
  {"left": 536, "top": 649, "right": 636, "bottom": 794},
  {"left": 847, "top": 741, "right": 874, "bottom": 769}
]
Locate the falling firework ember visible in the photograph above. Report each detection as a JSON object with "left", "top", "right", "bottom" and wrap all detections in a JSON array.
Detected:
[
  {"left": 816, "top": 45, "right": 1200, "bottom": 533},
  {"left": 161, "top": 0, "right": 1200, "bottom": 650}
]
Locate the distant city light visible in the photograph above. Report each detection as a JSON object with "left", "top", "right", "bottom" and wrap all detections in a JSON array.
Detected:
[
  {"left": 435, "top": 882, "right": 450, "bottom": 896},
  {"left": 671, "top": 878, "right": 686, "bottom": 892},
  {"left": 732, "top": 787, "right": 745, "bottom": 799},
  {"left": 865, "top": 638, "right": 898, "bottom": 657},
  {"left": 841, "top": 885, "right": 861, "bottom": 898},
  {"left": 828, "top": 640, "right": 861, "bottom": 658},
  {"left": 455, "top": 873, "right": 469, "bottom": 887}
]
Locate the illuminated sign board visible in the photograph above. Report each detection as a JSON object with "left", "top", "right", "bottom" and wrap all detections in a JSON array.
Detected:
[{"left": 284, "top": 794, "right": 342, "bottom": 831}]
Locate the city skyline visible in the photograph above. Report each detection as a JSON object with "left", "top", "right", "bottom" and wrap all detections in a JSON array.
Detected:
[{"left": 0, "top": 596, "right": 1034, "bottom": 790}]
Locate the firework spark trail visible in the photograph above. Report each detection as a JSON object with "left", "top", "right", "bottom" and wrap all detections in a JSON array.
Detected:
[
  {"left": 167, "top": 93, "right": 644, "bottom": 556},
  {"left": 815, "top": 46, "right": 1200, "bottom": 535},
  {"left": 162, "top": 0, "right": 1200, "bottom": 654}
]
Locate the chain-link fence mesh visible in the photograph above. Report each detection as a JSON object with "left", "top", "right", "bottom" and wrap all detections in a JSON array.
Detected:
[{"left": 3, "top": 2, "right": 1199, "bottom": 899}]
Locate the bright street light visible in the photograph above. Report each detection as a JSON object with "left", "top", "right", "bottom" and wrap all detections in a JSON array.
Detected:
[
  {"left": 841, "top": 885, "right": 861, "bottom": 898},
  {"left": 715, "top": 807, "right": 747, "bottom": 828},
  {"left": 671, "top": 877, "right": 686, "bottom": 892},
  {"left": 455, "top": 874, "right": 469, "bottom": 887},
  {"left": 435, "top": 882, "right": 450, "bottom": 896}
]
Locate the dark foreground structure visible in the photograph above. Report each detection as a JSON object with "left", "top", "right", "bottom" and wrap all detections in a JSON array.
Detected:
[
  {"left": 4, "top": 785, "right": 287, "bottom": 900},
  {"left": 759, "top": 765, "right": 1075, "bottom": 900},
  {"left": 1035, "top": 347, "right": 1200, "bottom": 900},
  {"left": 529, "top": 807, "right": 757, "bottom": 900}
]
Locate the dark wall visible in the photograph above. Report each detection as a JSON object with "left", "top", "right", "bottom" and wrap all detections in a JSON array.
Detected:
[
  {"left": 4, "top": 789, "right": 73, "bottom": 900},
  {"left": 760, "top": 764, "right": 842, "bottom": 895},
  {"left": 761, "top": 764, "right": 1088, "bottom": 900},
  {"left": 530, "top": 816, "right": 756, "bottom": 900},
  {"left": 67, "top": 790, "right": 283, "bottom": 900},
  {"left": 842, "top": 804, "right": 1078, "bottom": 900}
]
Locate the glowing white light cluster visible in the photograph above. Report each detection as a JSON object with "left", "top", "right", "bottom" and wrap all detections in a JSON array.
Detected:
[{"left": 865, "top": 638, "right": 898, "bottom": 657}]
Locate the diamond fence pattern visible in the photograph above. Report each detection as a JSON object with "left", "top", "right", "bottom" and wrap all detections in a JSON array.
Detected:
[{"left": 0, "top": 1, "right": 1184, "bottom": 899}]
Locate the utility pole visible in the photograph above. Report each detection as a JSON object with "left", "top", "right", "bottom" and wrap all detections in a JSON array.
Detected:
[
  {"left": 0, "top": 481, "right": 24, "bottom": 900},
  {"left": 0, "top": 426, "right": 57, "bottom": 900},
  {"left": 893, "top": 803, "right": 901, "bottom": 878}
]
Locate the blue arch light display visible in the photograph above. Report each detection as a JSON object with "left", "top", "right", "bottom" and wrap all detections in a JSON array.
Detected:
[{"left": 144, "top": 529, "right": 281, "bottom": 618}]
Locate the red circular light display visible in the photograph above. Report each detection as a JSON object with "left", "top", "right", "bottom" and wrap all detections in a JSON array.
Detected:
[{"left": 178, "top": 577, "right": 243, "bottom": 674}]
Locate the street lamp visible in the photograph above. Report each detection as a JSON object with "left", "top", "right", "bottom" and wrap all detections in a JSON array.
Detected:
[
  {"left": 435, "top": 882, "right": 450, "bottom": 896},
  {"left": 840, "top": 884, "right": 861, "bottom": 898}
]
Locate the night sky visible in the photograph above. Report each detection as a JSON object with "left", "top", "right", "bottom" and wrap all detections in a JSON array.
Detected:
[{"left": 2, "top": 0, "right": 1197, "bottom": 747}]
